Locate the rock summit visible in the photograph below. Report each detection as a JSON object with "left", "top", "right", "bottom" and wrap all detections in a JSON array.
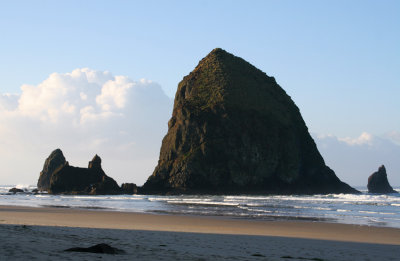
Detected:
[{"left": 37, "top": 149, "right": 66, "bottom": 191}]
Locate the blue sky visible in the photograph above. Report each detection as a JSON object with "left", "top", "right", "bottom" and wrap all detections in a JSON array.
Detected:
[
  {"left": 0, "top": 1, "right": 399, "bottom": 185},
  {"left": 1, "top": 0, "right": 399, "bottom": 137}
]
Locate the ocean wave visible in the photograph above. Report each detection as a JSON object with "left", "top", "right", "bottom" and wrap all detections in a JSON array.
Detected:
[
  {"left": 313, "top": 207, "right": 332, "bottom": 211},
  {"left": 359, "top": 210, "right": 379, "bottom": 214},
  {"left": 293, "top": 206, "right": 311, "bottom": 209},
  {"left": 2, "top": 186, "right": 400, "bottom": 228},
  {"left": 166, "top": 201, "right": 239, "bottom": 207}
]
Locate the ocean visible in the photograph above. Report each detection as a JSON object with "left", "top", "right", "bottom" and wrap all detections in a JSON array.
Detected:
[{"left": 1, "top": 185, "right": 399, "bottom": 228}]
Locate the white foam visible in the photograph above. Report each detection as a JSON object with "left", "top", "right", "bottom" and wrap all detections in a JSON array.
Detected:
[
  {"left": 293, "top": 206, "right": 311, "bottom": 209},
  {"left": 359, "top": 211, "right": 379, "bottom": 214},
  {"left": 15, "top": 184, "right": 31, "bottom": 190},
  {"left": 2, "top": 186, "right": 400, "bottom": 228},
  {"left": 314, "top": 207, "right": 332, "bottom": 211},
  {"left": 167, "top": 201, "right": 238, "bottom": 206}
]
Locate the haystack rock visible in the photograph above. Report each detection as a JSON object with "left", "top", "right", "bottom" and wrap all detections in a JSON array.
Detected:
[
  {"left": 143, "top": 48, "right": 358, "bottom": 195},
  {"left": 47, "top": 154, "right": 122, "bottom": 195},
  {"left": 368, "top": 165, "right": 398, "bottom": 194},
  {"left": 37, "top": 149, "right": 66, "bottom": 191}
]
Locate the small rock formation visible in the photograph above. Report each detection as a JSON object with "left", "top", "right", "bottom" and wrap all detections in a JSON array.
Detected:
[
  {"left": 367, "top": 165, "right": 398, "bottom": 194},
  {"left": 38, "top": 149, "right": 138, "bottom": 195},
  {"left": 121, "top": 183, "right": 138, "bottom": 194},
  {"left": 48, "top": 154, "right": 122, "bottom": 195},
  {"left": 88, "top": 154, "right": 102, "bottom": 169},
  {"left": 37, "top": 149, "right": 66, "bottom": 191},
  {"left": 65, "top": 243, "right": 124, "bottom": 254},
  {"left": 8, "top": 188, "right": 24, "bottom": 193},
  {"left": 143, "top": 48, "right": 359, "bottom": 195}
]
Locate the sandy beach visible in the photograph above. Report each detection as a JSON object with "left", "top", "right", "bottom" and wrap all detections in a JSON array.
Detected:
[{"left": 1, "top": 205, "right": 400, "bottom": 260}]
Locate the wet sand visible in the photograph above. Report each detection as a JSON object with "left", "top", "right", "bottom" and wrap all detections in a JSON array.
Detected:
[{"left": 1, "top": 205, "right": 399, "bottom": 260}]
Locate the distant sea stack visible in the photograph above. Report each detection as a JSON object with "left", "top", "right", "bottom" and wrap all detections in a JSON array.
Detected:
[
  {"left": 367, "top": 165, "right": 398, "bottom": 194},
  {"left": 37, "top": 149, "right": 136, "bottom": 195},
  {"left": 48, "top": 154, "right": 121, "bottom": 195},
  {"left": 143, "top": 48, "right": 359, "bottom": 195}
]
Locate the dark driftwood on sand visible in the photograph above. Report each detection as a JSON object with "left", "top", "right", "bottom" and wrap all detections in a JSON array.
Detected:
[{"left": 65, "top": 243, "right": 124, "bottom": 254}]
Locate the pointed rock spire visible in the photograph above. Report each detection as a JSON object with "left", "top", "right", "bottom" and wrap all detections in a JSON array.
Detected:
[
  {"left": 368, "top": 165, "right": 398, "bottom": 194},
  {"left": 37, "top": 148, "right": 66, "bottom": 191},
  {"left": 88, "top": 154, "right": 102, "bottom": 169}
]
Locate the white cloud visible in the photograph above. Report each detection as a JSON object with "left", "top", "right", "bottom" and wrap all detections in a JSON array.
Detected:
[
  {"left": 0, "top": 93, "right": 19, "bottom": 110},
  {"left": 385, "top": 131, "right": 400, "bottom": 145},
  {"left": 314, "top": 132, "right": 400, "bottom": 186},
  {"left": 96, "top": 76, "right": 133, "bottom": 111},
  {"left": 0, "top": 68, "right": 172, "bottom": 186},
  {"left": 80, "top": 92, "right": 88, "bottom": 101},
  {"left": 338, "top": 132, "right": 374, "bottom": 146}
]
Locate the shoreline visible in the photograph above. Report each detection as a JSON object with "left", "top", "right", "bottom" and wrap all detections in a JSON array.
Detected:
[
  {"left": 1, "top": 205, "right": 400, "bottom": 245},
  {"left": 2, "top": 205, "right": 400, "bottom": 260},
  {"left": 2, "top": 187, "right": 400, "bottom": 230}
]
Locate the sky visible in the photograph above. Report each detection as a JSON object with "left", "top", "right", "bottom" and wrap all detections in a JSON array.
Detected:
[{"left": 0, "top": 0, "right": 399, "bottom": 186}]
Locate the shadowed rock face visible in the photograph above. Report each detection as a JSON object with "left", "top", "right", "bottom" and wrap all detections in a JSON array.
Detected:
[
  {"left": 143, "top": 48, "right": 358, "bottom": 195},
  {"left": 368, "top": 165, "right": 397, "bottom": 194},
  {"left": 88, "top": 154, "right": 102, "bottom": 169},
  {"left": 8, "top": 188, "right": 24, "bottom": 193},
  {"left": 37, "top": 149, "right": 66, "bottom": 191},
  {"left": 121, "top": 183, "right": 138, "bottom": 194},
  {"left": 48, "top": 154, "right": 121, "bottom": 195}
]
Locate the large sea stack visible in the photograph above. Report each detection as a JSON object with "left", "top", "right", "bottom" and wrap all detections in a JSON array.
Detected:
[
  {"left": 143, "top": 48, "right": 358, "bottom": 195},
  {"left": 367, "top": 165, "right": 398, "bottom": 194}
]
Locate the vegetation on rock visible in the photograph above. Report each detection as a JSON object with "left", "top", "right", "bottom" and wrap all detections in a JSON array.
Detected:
[{"left": 143, "top": 48, "right": 358, "bottom": 195}]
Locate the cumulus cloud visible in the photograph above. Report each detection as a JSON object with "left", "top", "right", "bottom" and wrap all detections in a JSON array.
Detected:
[
  {"left": 314, "top": 132, "right": 400, "bottom": 186},
  {"left": 0, "top": 68, "right": 173, "bottom": 185},
  {"left": 338, "top": 132, "right": 374, "bottom": 146}
]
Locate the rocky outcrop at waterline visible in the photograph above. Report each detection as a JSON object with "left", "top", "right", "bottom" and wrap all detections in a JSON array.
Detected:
[
  {"left": 8, "top": 188, "right": 24, "bottom": 193},
  {"left": 367, "top": 165, "right": 398, "bottom": 194},
  {"left": 121, "top": 183, "right": 138, "bottom": 194},
  {"left": 143, "top": 48, "right": 359, "bottom": 195},
  {"left": 37, "top": 149, "right": 136, "bottom": 195},
  {"left": 48, "top": 154, "right": 121, "bottom": 195}
]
